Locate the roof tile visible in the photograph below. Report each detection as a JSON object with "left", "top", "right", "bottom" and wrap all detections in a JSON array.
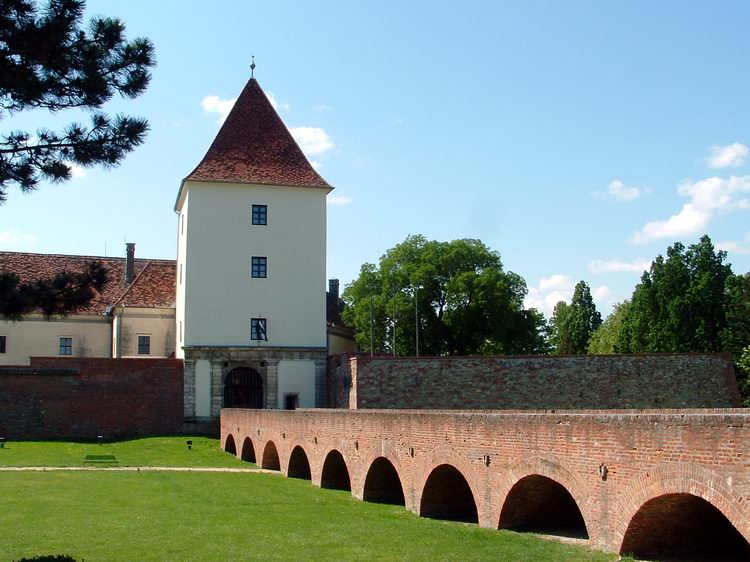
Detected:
[
  {"left": 0, "top": 252, "right": 176, "bottom": 314},
  {"left": 186, "top": 78, "right": 332, "bottom": 189}
]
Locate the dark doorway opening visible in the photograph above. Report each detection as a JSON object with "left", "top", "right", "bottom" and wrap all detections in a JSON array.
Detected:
[
  {"left": 224, "top": 367, "right": 263, "bottom": 408},
  {"left": 499, "top": 474, "right": 588, "bottom": 539},
  {"left": 284, "top": 393, "right": 298, "bottom": 410},
  {"left": 321, "top": 450, "right": 351, "bottom": 491},
  {"left": 287, "top": 446, "right": 312, "bottom": 479},
  {"left": 621, "top": 493, "right": 750, "bottom": 561},
  {"left": 420, "top": 464, "right": 478, "bottom": 523},
  {"left": 363, "top": 457, "right": 405, "bottom": 505}
]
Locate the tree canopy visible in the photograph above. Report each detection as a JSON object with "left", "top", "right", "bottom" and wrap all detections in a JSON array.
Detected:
[
  {"left": 1, "top": 0, "right": 155, "bottom": 201},
  {"left": 342, "top": 235, "right": 548, "bottom": 356},
  {"left": 615, "top": 236, "right": 735, "bottom": 353},
  {"left": 549, "top": 280, "right": 602, "bottom": 354},
  {"left": 0, "top": 0, "right": 154, "bottom": 319}
]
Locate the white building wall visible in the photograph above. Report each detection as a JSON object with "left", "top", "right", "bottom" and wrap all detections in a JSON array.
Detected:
[
  {"left": 0, "top": 315, "right": 111, "bottom": 365},
  {"left": 277, "top": 360, "right": 316, "bottom": 408},
  {"left": 175, "top": 190, "right": 189, "bottom": 359},
  {"left": 181, "top": 181, "right": 327, "bottom": 349}
]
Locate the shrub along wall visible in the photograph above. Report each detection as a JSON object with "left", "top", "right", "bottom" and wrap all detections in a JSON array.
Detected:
[
  {"left": 0, "top": 357, "right": 183, "bottom": 439},
  {"left": 327, "top": 353, "right": 740, "bottom": 410}
]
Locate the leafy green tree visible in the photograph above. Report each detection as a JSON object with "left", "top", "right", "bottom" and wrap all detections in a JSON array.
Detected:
[
  {"left": 616, "top": 236, "right": 733, "bottom": 353},
  {"left": 0, "top": 0, "right": 154, "bottom": 319},
  {"left": 549, "top": 281, "right": 602, "bottom": 354},
  {"left": 736, "top": 345, "right": 750, "bottom": 408},
  {"left": 587, "top": 301, "right": 630, "bottom": 354},
  {"left": 342, "top": 235, "right": 547, "bottom": 356},
  {"left": 1, "top": 0, "right": 155, "bottom": 199}
]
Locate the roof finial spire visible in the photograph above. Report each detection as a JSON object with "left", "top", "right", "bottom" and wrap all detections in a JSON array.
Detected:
[{"left": 250, "top": 56, "right": 256, "bottom": 79}]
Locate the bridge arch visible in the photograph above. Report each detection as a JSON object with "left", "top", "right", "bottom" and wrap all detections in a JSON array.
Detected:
[
  {"left": 223, "top": 433, "right": 237, "bottom": 456},
  {"left": 363, "top": 457, "right": 406, "bottom": 505},
  {"left": 240, "top": 437, "right": 256, "bottom": 463},
  {"left": 496, "top": 457, "right": 592, "bottom": 540},
  {"left": 615, "top": 464, "right": 749, "bottom": 558},
  {"left": 621, "top": 493, "right": 750, "bottom": 560},
  {"left": 320, "top": 449, "right": 351, "bottom": 491},
  {"left": 287, "top": 445, "right": 312, "bottom": 480},
  {"left": 499, "top": 475, "right": 588, "bottom": 539},
  {"left": 261, "top": 440, "right": 281, "bottom": 470},
  {"left": 416, "top": 451, "right": 481, "bottom": 524}
]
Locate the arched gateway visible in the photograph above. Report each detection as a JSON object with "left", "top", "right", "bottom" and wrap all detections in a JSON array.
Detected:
[{"left": 224, "top": 367, "right": 263, "bottom": 409}]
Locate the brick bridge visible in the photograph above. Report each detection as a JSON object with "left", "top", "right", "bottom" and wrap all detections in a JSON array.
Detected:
[{"left": 221, "top": 408, "right": 750, "bottom": 559}]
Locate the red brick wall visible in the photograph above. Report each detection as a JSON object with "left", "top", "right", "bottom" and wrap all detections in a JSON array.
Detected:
[
  {"left": 328, "top": 353, "right": 740, "bottom": 409},
  {"left": 221, "top": 407, "right": 750, "bottom": 555},
  {"left": 0, "top": 357, "right": 184, "bottom": 439}
]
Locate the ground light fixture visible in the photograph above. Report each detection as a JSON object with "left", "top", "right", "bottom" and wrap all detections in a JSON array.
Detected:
[
  {"left": 186, "top": 440, "right": 193, "bottom": 450},
  {"left": 0, "top": 437, "right": 5, "bottom": 448}
]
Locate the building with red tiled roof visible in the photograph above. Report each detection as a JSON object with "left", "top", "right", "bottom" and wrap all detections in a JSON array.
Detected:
[
  {"left": 176, "top": 73, "right": 337, "bottom": 421},
  {"left": 0, "top": 245, "right": 177, "bottom": 364}
]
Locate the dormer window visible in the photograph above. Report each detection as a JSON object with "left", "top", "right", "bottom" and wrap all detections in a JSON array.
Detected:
[{"left": 252, "top": 204, "right": 267, "bottom": 225}]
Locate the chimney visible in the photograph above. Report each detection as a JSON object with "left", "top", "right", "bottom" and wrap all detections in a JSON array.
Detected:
[
  {"left": 328, "top": 279, "right": 340, "bottom": 303},
  {"left": 125, "top": 243, "right": 135, "bottom": 284}
]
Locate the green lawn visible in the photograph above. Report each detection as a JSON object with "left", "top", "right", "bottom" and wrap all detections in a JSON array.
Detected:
[
  {"left": 0, "top": 436, "right": 247, "bottom": 468},
  {"left": 0, "top": 437, "right": 620, "bottom": 561}
]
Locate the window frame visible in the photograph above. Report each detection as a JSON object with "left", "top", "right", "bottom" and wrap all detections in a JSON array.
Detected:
[
  {"left": 137, "top": 334, "right": 151, "bottom": 355},
  {"left": 251, "top": 256, "right": 267, "bottom": 278},
  {"left": 250, "top": 317, "right": 267, "bottom": 341},
  {"left": 59, "top": 336, "right": 73, "bottom": 356},
  {"left": 252, "top": 204, "right": 268, "bottom": 226}
]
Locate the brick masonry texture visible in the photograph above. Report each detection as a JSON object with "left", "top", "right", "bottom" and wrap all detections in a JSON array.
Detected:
[
  {"left": 221, "top": 408, "right": 750, "bottom": 555},
  {"left": 327, "top": 353, "right": 740, "bottom": 409},
  {"left": 0, "top": 357, "right": 183, "bottom": 439}
]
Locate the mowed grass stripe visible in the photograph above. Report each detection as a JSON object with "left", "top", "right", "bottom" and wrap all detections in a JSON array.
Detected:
[
  {"left": 0, "top": 436, "right": 248, "bottom": 468},
  {"left": 1, "top": 470, "right": 616, "bottom": 561}
]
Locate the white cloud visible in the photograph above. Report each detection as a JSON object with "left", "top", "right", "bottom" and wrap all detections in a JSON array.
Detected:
[
  {"left": 201, "top": 95, "right": 236, "bottom": 123},
  {"left": 592, "top": 285, "right": 612, "bottom": 302},
  {"left": 264, "top": 90, "right": 290, "bottom": 112},
  {"left": 289, "top": 126, "right": 334, "bottom": 156},
  {"left": 630, "top": 175, "right": 750, "bottom": 244},
  {"left": 716, "top": 240, "right": 750, "bottom": 254},
  {"left": 310, "top": 160, "right": 322, "bottom": 170},
  {"left": 589, "top": 258, "right": 651, "bottom": 274},
  {"left": 525, "top": 275, "right": 576, "bottom": 317},
  {"left": 707, "top": 143, "right": 748, "bottom": 169},
  {"left": 605, "top": 180, "right": 645, "bottom": 202},
  {"left": 312, "top": 104, "right": 332, "bottom": 112},
  {"left": 327, "top": 194, "right": 352, "bottom": 206},
  {"left": 0, "top": 228, "right": 39, "bottom": 245}
]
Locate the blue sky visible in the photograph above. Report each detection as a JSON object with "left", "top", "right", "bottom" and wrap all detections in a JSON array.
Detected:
[{"left": 3, "top": 1, "right": 749, "bottom": 318}]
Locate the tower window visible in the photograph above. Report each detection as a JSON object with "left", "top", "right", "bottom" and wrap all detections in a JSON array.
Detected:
[
  {"left": 59, "top": 337, "right": 73, "bottom": 356},
  {"left": 252, "top": 204, "right": 267, "bottom": 225},
  {"left": 137, "top": 335, "right": 151, "bottom": 355},
  {"left": 251, "top": 318, "right": 267, "bottom": 341},
  {"left": 0, "top": 335, "right": 6, "bottom": 353},
  {"left": 251, "top": 256, "right": 267, "bottom": 278}
]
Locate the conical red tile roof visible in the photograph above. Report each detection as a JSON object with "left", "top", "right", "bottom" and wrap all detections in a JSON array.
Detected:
[{"left": 186, "top": 78, "right": 332, "bottom": 189}]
